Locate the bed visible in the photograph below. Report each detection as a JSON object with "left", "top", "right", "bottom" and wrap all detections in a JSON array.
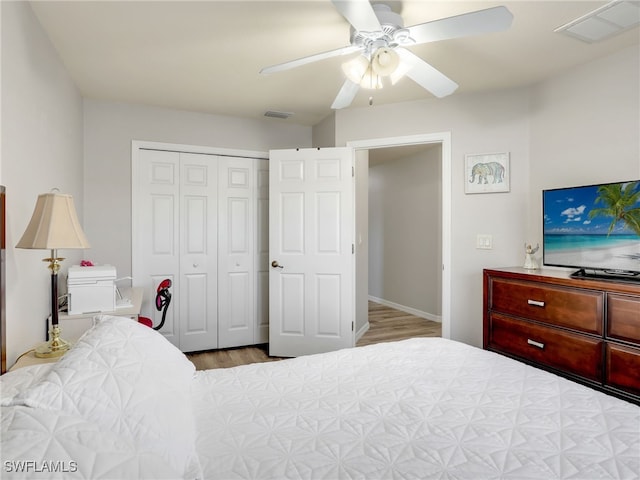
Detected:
[{"left": 1, "top": 316, "right": 638, "bottom": 479}]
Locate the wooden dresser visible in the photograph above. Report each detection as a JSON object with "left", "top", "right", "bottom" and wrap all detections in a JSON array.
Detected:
[{"left": 483, "top": 267, "right": 640, "bottom": 404}]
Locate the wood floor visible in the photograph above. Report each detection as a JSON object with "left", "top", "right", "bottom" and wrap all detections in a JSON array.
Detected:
[
  {"left": 186, "top": 301, "right": 441, "bottom": 371},
  {"left": 358, "top": 301, "right": 441, "bottom": 346}
]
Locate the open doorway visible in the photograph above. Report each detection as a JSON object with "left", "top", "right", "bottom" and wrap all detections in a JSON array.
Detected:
[
  {"left": 348, "top": 132, "right": 452, "bottom": 342},
  {"left": 368, "top": 144, "right": 442, "bottom": 322}
]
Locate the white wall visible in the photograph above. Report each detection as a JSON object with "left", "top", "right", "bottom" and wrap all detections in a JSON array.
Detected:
[
  {"left": 83, "top": 100, "right": 312, "bottom": 279},
  {"left": 368, "top": 147, "right": 442, "bottom": 317},
  {"left": 312, "top": 112, "right": 336, "bottom": 148},
  {"left": 335, "top": 88, "right": 531, "bottom": 346},
  {"left": 528, "top": 45, "right": 640, "bottom": 242},
  {"left": 1, "top": 2, "right": 85, "bottom": 366}
]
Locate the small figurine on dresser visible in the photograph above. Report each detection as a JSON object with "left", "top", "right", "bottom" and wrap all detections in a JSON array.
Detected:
[{"left": 524, "top": 243, "right": 539, "bottom": 270}]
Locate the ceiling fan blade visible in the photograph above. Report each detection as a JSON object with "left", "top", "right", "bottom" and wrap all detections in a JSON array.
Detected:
[
  {"left": 260, "top": 45, "right": 361, "bottom": 74},
  {"left": 331, "top": 79, "right": 360, "bottom": 109},
  {"left": 332, "top": 0, "right": 381, "bottom": 33},
  {"left": 407, "top": 6, "right": 513, "bottom": 45},
  {"left": 396, "top": 48, "right": 458, "bottom": 98}
]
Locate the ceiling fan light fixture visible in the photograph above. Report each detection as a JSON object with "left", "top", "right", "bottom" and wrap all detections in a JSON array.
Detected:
[
  {"left": 392, "top": 28, "right": 413, "bottom": 45},
  {"left": 359, "top": 64, "right": 383, "bottom": 90},
  {"left": 342, "top": 54, "right": 370, "bottom": 84},
  {"left": 263, "top": 1, "right": 516, "bottom": 110},
  {"left": 371, "top": 47, "right": 400, "bottom": 76}
]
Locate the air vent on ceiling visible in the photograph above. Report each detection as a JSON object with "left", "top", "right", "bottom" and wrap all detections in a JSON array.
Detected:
[
  {"left": 264, "top": 110, "right": 294, "bottom": 119},
  {"left": 555, "top": 1, "right": 640, "bottom": 43}
]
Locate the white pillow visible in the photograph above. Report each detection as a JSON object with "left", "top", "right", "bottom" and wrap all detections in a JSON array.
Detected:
[{"left": 15, "top": 316, "right": 201, "bottom": 479}]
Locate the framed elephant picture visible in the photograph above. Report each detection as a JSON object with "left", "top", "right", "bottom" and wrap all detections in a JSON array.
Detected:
[{"left": 465, "top": 152, "right": 510, "bottom": 194}]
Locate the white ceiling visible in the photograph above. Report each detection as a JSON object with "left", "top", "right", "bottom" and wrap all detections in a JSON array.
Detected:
[{"left": 29, "top": 1, "right": 640, "bottom": 127}]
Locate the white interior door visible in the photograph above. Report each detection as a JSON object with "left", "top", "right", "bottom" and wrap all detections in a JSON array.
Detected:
[{"left": 269, "top": 147, "right": 355, "bottom": 357}]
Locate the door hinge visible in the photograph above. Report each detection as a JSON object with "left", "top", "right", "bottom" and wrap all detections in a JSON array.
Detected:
[
  {"left": 352, "top": 166, "right": 354, "bottom": 177},
  {"left": 352, "top": 321, "right": 354, "bottom": 331},
  {"left": 352, "top": 243, "right": 355, "bottom": 254}
]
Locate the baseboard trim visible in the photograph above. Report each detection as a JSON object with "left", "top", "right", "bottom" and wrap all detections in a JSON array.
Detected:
[
  {"left": 368, "top": 296, "right": 442, "bottom": 323},
  {"left": 355, "top": 321, "right": 370, "bottom": 343}
]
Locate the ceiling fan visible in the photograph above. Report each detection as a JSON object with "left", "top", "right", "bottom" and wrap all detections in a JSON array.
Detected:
[{"left": 260, "top": 0, "right": 513, "bottom": 109}]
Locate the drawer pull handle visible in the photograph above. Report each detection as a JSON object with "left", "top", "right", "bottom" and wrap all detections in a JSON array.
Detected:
[
  {"left": 527, "top": 299, "right": 545, "bottom": 307},
  {"left": 527, "top": 339, "right": 545, "bottom": 349}
]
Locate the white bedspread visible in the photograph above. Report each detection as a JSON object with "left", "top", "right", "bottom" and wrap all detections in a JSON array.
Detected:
[
  {"left": 2, "top": 318, "right": 638, "bottom": 480},
  {"left": 192, "top": 338, "right": 640, "bottom": 480}
]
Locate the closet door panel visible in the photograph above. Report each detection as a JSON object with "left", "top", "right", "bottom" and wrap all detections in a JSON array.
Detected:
[
  {"left": 229, "top": 197, "right": 249, "bottom": 253},
  {"left": 183, "top": 273, "right": 208, "bottom": 331},
  {"left": 133, "top": 149, "right": 180, "bottom": 345},
  {"left": 219, "top": 157, "right": 254, "bottom": 348},
  {"left": 134, "top": 143, "right": 267, "bottom": 352},
  {"left": 151, "top": 195, "right": 177, "bottom": 254},
  {"left": 179, "top": 153, "right": 218, "bottom": 352},
  {"left": 184, "top": 196, "right": 206, "bottom": 252},
  {"left": 256, "top": 160, "right": 270, "bottom": 343},
  {"left": 229, "top": 272, "right": 250, "bottom": 328}
]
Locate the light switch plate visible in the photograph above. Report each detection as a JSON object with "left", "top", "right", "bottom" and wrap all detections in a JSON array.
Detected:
[{"left": 476, "top": 234, "right": 493, "bottom": 250}]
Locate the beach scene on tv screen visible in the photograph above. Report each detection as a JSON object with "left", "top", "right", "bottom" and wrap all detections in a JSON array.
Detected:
[{"left": 543, "top": 181, "right": 640, "bottom": 272}]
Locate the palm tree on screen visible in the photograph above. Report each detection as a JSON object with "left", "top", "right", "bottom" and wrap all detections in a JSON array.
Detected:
[{"left": 589, "top": 181, "right": 640, "bottom": 235}]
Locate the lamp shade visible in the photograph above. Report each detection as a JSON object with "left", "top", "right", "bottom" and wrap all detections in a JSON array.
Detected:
[{"left": 16, "top": 193, "right": 90, "bottom": 250}]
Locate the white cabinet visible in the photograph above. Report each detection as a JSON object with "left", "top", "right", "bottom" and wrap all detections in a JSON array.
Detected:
[
  {"left": 133, "top": 146, "right": 268, "bottom": 352},
  {"left": 55, "top": 288, "right": 144, "bottom": 343}
]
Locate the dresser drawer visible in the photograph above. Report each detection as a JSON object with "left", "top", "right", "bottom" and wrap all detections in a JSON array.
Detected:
[
  {"left": 490, "top": 278, "right": 603, "bottom": 335},
  {"left": 489, "top": 313, "right": 602, "bottom": 381},
  {"left": 607, "top": 294, "right": 640, "bottom": 345},
  {"left": 605, "top": 343, "right": 640, "bottom": 395}
]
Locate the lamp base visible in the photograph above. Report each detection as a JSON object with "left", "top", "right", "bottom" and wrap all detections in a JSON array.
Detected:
[{"left": 34, "top": 325, "right": 71, "bottom": 358}]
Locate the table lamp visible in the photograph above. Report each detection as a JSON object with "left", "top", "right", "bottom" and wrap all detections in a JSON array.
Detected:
[{"left": 16, "top": 191, "right": 90, "bottom": 357}]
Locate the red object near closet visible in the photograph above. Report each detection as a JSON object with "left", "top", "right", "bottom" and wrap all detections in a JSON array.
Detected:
[{"left": 138, "top": 279, "right": 171, "bottom": 331}]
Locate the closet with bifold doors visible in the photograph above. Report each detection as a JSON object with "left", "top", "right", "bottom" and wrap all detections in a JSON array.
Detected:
[{"left": 132, "top": 145, "right": 269, "bottom": 352}]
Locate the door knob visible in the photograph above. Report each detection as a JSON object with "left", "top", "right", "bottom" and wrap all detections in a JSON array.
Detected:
[{"left": 271, "top": 260, "right": 284, "bottom": 269}]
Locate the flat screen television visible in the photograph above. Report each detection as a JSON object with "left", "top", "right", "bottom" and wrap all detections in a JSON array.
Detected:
[{"left": 543, "top": 180, "right": 640, "bottom": 283}]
